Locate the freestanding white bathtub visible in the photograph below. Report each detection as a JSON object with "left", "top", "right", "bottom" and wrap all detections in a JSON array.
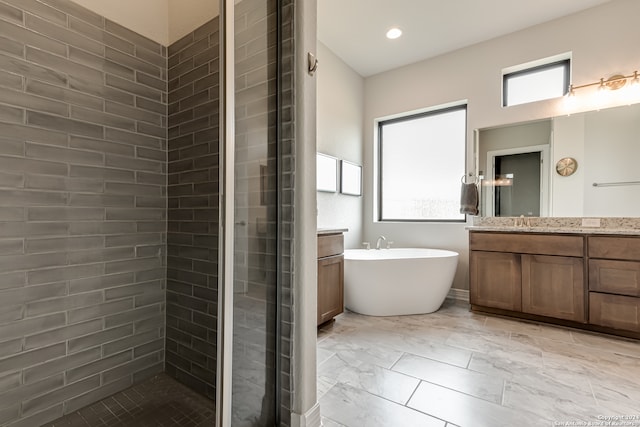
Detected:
[{"left": 343, "top": 248, "right": 459, "bottom": 316}]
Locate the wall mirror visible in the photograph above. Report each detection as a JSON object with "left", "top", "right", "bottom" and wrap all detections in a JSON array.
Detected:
[
  {"left": 317, "top": 153, "right": 338, "bottom": 192},
  {"left": 477, "top": 102, "right": 640, "bottom": 217},
  {"left": 340, "top": 160, "right": 362, "bottom": 196}
]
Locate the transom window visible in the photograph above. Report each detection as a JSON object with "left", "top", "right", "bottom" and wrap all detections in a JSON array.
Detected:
[
  {"left": 503, "top": 58, "right": 570, "bottom": 107},
  {"left": 378, "top": 104, "right": 467, "bottom": 222}
]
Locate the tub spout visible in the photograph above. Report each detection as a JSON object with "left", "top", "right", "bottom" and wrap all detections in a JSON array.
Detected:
[{"left": 375, "top": 235, "right": 387, "bottom": 250}]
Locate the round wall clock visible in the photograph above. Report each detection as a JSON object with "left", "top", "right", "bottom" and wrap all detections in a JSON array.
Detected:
[{"left": 556, "top": 157, "right": 578, "bottom": 176}]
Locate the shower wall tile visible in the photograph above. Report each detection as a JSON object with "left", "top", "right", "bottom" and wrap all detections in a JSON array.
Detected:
[
  {"left": 166, "top": 16, "right": 219, "bottom": 401},
  {"left": 0, "top": 0, "right": 166, "bottom": 426}
]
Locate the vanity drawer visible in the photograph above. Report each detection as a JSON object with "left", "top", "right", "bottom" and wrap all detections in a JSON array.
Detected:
[
  {"left": 589, "top": 236, "right": 640, "bottom": 261},
  {"left": 589, "top": 259, "right": 640, "bottom": 297},
  {"left": 318, "top": 233, "right": 344, "bottom": 258},
  {"left": 469, "top": 232, "right": 583, "bottom": 257},
  {"left": 589, "top": 292, "right": 640, "bottom": 332}
]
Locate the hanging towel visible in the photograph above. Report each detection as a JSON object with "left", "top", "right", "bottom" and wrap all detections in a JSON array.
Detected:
[{"left": 460, "top": 181, "right": 479, "bottom": 215}]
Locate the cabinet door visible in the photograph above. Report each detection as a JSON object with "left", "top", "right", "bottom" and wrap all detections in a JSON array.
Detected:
[
  {"left": 522, "top": 255, "right": 585, "bottom": 322},
  {"left": 470, "top": 251, "right": 522, "bottom": 311},
  {"left": 590, "top": 292, "right": 640, "bottom": 332},
  {"left": 317, "top": 255, "right": 344, "bottom": 325}
]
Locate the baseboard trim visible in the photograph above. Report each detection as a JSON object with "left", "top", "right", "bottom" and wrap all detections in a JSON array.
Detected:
[
  {"left": 291, "top": 402, "right": 321, "bottom": 427},
  {"left": 447, "top": 288, "right": 469, "bottom": 302}
]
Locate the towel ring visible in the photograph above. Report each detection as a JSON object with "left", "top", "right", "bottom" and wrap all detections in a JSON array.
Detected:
[{"left": 461, "top": 174, "right": 477, "bottom": 184}]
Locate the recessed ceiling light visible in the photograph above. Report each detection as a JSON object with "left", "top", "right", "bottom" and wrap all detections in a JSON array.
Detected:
[{"left": 386, "top": 28, "right": 402, "bottom": 40}]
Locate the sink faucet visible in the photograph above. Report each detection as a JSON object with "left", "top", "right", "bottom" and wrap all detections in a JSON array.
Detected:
[{"left": 375, "top": 235, "right": 387, "bottom": 250}]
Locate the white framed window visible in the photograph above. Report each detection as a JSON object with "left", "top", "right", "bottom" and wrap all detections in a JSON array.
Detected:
[
  {"left": 503, "top": 58, "right": 570, "bottom": 107},
  {"left": 377, "top": 104, "right": 467, "bottom": 222}
]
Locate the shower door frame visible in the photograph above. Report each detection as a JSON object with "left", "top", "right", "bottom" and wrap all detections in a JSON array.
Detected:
[{"left": 216, "top": 0, "right": 284, "bottom": 425}]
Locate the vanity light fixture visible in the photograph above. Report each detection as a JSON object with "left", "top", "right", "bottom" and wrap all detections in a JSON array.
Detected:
[
  {"left": 386, "top": 28, "right": 402, "bottom": 40},
  {"left": 566, "top": 70, "right": 639, "bottom": 96}
]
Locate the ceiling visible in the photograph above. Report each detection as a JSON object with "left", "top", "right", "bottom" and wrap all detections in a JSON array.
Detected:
[{"left": 318, "top": 0, "right": 612, "bottom": 77}]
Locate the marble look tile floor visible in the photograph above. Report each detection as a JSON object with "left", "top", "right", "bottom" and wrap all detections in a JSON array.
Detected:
[{"left": 317, "top": 299, "right": 640, "bottom": 427}]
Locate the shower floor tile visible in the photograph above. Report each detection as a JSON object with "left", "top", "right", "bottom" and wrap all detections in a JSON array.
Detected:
[{"left": 42, "top": 373, "right": 215, "bottom": 427}]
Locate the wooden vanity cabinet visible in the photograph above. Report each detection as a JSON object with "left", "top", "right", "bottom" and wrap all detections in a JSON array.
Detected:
[
  {"left": 588, "top": 236, "right": 640, "bottom": 332},
  {"left": 317, "top": 232, "right": 344, "bottom": 326},
  {"left": 470, "top": 232, "right": 586, "bottom": 323}
]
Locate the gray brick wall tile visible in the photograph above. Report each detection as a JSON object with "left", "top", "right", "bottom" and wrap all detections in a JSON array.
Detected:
[
  {"left": 26, "top": 79, "right": 104, "bottom": 112},
  {"left": 0, "top": 53, "right": 67, "bottom": 86},
  {"left": 68, "top": 272, "right": 133, "bottom": 294},
  {"left": 27, "top": 263, "right": 104, "bottom": 285},
  {"left": 25, "top": 13, "right": 103, "bottom": 56},
  {"left": 5, "top": 404, "right": 63, "bottom": 427},
  {"left": 69, "top": 165, "right": 135, "bottom": 182},
  {"left": 40, "top": 0, "right": 104, "bottom": 27},
  {"left": 25, "top": 175, "right": 104, "bottom": 193},
  {"left": 68, "top": 299, "right": 133, "bottom": 324},
  {"left": 104, "top": 304, "right": 161, "bottom": 328},
  {"left": 104, "top": 20, "right": 162, "bottom": 55},
  {"left": 27, "top": 111, "right": 104, "bottom": 139},
  {"left": 136, "top": 97, "right": 166, "bottom": 115},
  {"left": 23, "top": 347, "right": 101, "bottom": 384},
  {"left": 0, "top": 1, "right": 172, "bottom": 424},
  {"left": 0, "top": 343, "right": 66, "bottom": 373},
  {"left": 68, "top": 75, "right": 135, "bottom": 105},
  {"left": 0, "top": 121, "right": 67, "bottom": 146},
  {"left": 104, "top": 280, "right": 163, "bottom": 301},
  {"left": 68, "top": 193, "right": 134, "bottom": 207},
  {"left": 68, "top": 221, "right": 137, "bottom": 236},
  {"left": 67, "top": 324, "right": 133, "bottom": 354},
  {"left": 0, "top": 2, "right": 22, "bottom": 24},
  {"left": 70, "top": 105, "right": 136, "bottom": 132},
  {"left": 0, "top": 85, "right": 67, "bottom": 117},
  {"left": 105, "top": 47, "right": 161, "bottom": 79},
  {"left": 63, "top": 376, "right": 130, "bottom": 414},
  {"left": 25, "top": 319, "right": 102, "bottom": 350},
  {"left": 0, "top": 70, "right": 22, "bottom": 90},
  {"left": 26, "top": 236, "right": 103, "bottom": 254},
  {"left": 101, "top": 352, "right": 160, "bottom": 385},
  {"left": 66, "top": 351, "right": 131, "bottom": 383},
  {"left": 105, "top": 153, "right": 163, "bottom": 173},
  {"left": 105, "top": 101, "right": 162, "bottom": 126},
  {"left": 102, "top": 329, "right": 160, "bottom": 357},
  {"left": 105, "top": 127, "right": 163, "bottom": 149},
  {"left": 104, "top": 257, "right": 162, "bottom": 275},
  {"left": 0, "top": 304, "right": 24, "bottom": 324},
  {"left": 67, "top": 16, "right": 134, "bottom": 55},
  {"left": 26, "top": 207, "right": 105, "bottom": 221},
  {"left": 0, "top": 156, "right": 67, "bottom": 177},
  {"left": 26, "top": 291, "right": 103, "bottom": 317},
  {"left": 22, "top": 375, "right": 100, "bottom": 416},
  {"left": 106, "top": 74, "right": 162, "bottom": 102},
  {"left": 69, "top": 135, "right": 135, "bottom": 157},
  {"left": 0, "top": 33, "right": 25, "bottom": 59},
  {"left": 0, "top": 18, "right": 66, "bottom": 56},
  {"left": 68, "top": 247, "right": 135, "bottom": 265},
  {"left": 68, "top": 46, "right": 133, "bottom": 79}
]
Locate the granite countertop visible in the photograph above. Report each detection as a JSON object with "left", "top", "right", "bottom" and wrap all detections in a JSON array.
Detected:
[
  {"left": 466, "top": 225, "right": 640, "bottom": 236},
  {"left": 317, "top": 228, "right": 348, "bottom": 235}
]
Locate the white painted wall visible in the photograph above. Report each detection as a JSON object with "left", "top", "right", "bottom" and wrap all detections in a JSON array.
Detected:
[
  {"left": 168, "top": 0, "right": 219, "bottom": 44},
  {"left": 70, "top": 0, "right": 219, "bottom": 46},
  {"left": 362, "top": 0, "right": 640, "bottom": 290},
  {"left": 552, "top": 115, "right": 585, "bottom": 216},
  {"left": 316, "top": 42, "right": 365, "bottom": 249},
  {"left": 70, "top": 0, "right": 169, "bottom": 44}
]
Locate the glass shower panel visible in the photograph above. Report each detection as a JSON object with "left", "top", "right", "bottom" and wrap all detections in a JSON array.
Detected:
[{"left": 232, "top": 0, "right": 279, "bottom": 425}]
